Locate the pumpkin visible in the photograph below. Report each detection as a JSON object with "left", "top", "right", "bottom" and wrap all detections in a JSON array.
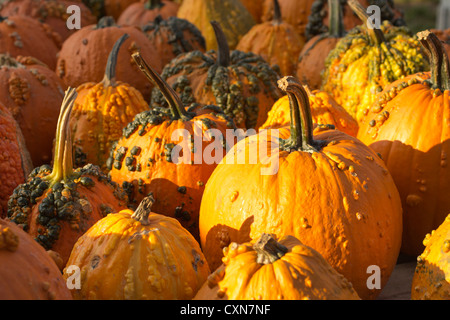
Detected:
[
  {"left": 70, "top": 34, "right": 149, "bottom": 171},
  {"left": 239, "top": 0, "right": 263, "bottom": 24},
  {"left": 296, "top": 0, "right": 345, "bottom": 90},
  {"left": 235, "top": 0, "right": 304, "bottom": 77},
  {"left": 150, "top": 21, "right": 282, "bottom": 129},
  {"left": 321, "top": 0, "right": 427, "bottom": 123},
  {"left": 260, "top": 86, "right": 359, "bottom": 137},
  {"left": 63, "top": 194, "right": 210, "bottom": 300},
  {"left": 0, "top": 218, "right": 72, "bottom": 299},
  {"left": 141, "top": 15, "right": 206, "bottom": 69},
  {"left": 194, "top": 233, "right": 360, "bottom": 300},
  {"left": 56, "top": 16, "right": 163, "bottom": 100},
  {"left": 7, "top": 87, "right": 128, "bottom": 266},
  {"left": 0, "top": 54, "right": 64, "bottom": 167},
  {"left": 107, "top": 51, "right": 236, "bottom": 240},
  {"left": 411, "top": 214, "right": 450, "bottom": 300},
  {"left": 176, "top": 0, "right": 255, "bottom": 51},
  {"left": 0, "top": 102, "right": 33, "bottom": 218},
  {"left": 0, "top": 0, "right": 96, "bottom": 42},
  {"left": 198, "top": 76, "right": 403, "bottom": 300},
  {"left": 81, "top": 0, "right": 140, "bottom": 19},
  {"left": 0, "top": 15, "right": 61, "bottom": 69},
  {"left": 117, "top": 0, "right": 179, "bottom": 27},
  {"left": 357, "top": 30, "right": 450, "bottom": 256}
]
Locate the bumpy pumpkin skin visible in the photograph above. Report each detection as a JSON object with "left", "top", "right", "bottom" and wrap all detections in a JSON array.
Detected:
[
  {"left": 142, "top": 16, "right": 206, "bottom": 70},
  {"left": 322, "top": 19, "right": 427, "bottom": 123},
  {"left": 0, "top": 0, "right": 97, "bottom": 42},
  {"left": 0, "top": 103, "right": 33, "bottom": 218},
  {"left": 176, "top": 0, "right": 255, "bottom": 51},
  {"left": 199, "top": 76, "right": 403, "bottom": 300},
  {"left": 0, "top": 55, "right": 65, "bottom": 167},
  {"left": 0, "top": 15, "right": 61, "bottom": 69},
  {"left": 0, "top": 218, "right": 72, "bottom": 300},
  {"left": 260, "top": 90, "right": 359, "bottom": 137},
  {"left": 411, "top": 214, "right": 450, "bottom": 300},
  {"left": 117, "top": 0, "right": 179, "bottom": 27},
  {"left": 63, "top": 197, "right": 210, "bottom": 300},
  {"left": 194, "top": 234, "right": 360, "bottom": 300},
  {"left": 56, "top": 17, "right": 163, "bottom": 100}
]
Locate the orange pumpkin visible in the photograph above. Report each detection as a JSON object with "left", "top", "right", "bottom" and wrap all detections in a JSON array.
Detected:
[
  {"left": 199, "top": 76, "right": 403, "bottom": 300},
  {"left": 107, "top": 51, "right": 236, "bottom": 240},
  {"left": 260, "top": 87, "right": 359, "bottom": 137},
  {"left": 0, "top": 54, "right": 65, "bottom": 167},
  {"left": 194, "top": 233, "right": 360, "bottom": 300},
  {"left": 411, "top": 214, "right": 450, "bottom": 300},
  {"left": 117, "top": 0, "right": 179, "bottom": 27},
  {"left": 236, "top": 0, "right": 305, "bottom": 77},
  {"left": 63, "top": 194, "right": 210, "bottom": 300},
  {"left": 82, "top": 0, "right": 140, "bottom": 19},
  {"left": 0, "top": 218, "right": 72, "bottom": 299},
  {"left": 357, "top": 30, "right": 450, "bottom": 256},
  {"left": 70, "top": 34, "right": 149, "bottom": 171},
  {"left": 0, "top": 102, "right": 33, "bottom": 218},
  {"left": 7, "top": 88, "right": 128, "bottom": 266}
]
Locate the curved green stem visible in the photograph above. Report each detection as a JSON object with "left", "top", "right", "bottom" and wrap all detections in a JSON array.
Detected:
[
  {"left": 131, "top": 193, "right": 156, "bottom": 225},
  {"left": 102, "top": 33, "right": 129, "bottom": 87},
  {"left": 278, "top": 76, "right": 326, "bottom": 153},
  {"left": 328, "top": 0, "right": 344, "bottom": 37},
  {"left": 418, "top": 30, "right": 450, "bottom": 91},
  {"left": 132, "top": 52, "right": 192, "bottom": 121},
  {"left": 210, "top": 21, "right": 231, "bottom": 68},
  {"left": 347, "top": 0, "right": 385, "bottom": 45}
]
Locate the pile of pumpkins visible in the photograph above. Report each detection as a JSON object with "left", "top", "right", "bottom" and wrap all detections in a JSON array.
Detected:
[{"left": 0, "top": 0, "right": 448, "bottom": 301}]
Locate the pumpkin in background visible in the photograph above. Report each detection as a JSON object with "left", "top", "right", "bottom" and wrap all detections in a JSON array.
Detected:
[
  {"left": 82, "top": 0, "right": 139, "bottom": 19},
  {"left": 411, "top": 214, "right": 450, "bottom": 300},
  {"left": 150, "top": 21, "right": 282, "bottom": 129},
  {"left": 0, "top": 103, "right": 33, "bottom": 218},
  {"left": 141, "top": 15, "right": 206, "bottom": 69},
  {"left": 7, "top": 88, "right": 128, "bottom": 266},
  {"left": 0, "top": 54, "right": 64, "bottom": 167},
  {"left": 0, "top": 15, "right": 61, "bottom": 69},
  {"left": 296, "top": 0, "right": 346, "bottom": 90},
  {"left": 357, "top": 30, "right": 450, "bottom": 256},
  {"left": 0, "top": 0, "right": 96, "bottom": 42},
  {"left": 321, "top": 0, "right": 427, "bottom": 123},
  {"left": 70, "top": 34, "right": 148, "bottom": 171},
  {"left": 194, "top": 233, "right": 360, "bottom": 300},
  {"left": 199, "top": 76, "right": 403, "bottom": 300},
  {"left": 56, "top": 16, "right": 163, "bottom": 100},
  {"left": 0, "top": 218, "right": 72, "bottom": 299},
  {"left": 236, "top": 0, "right": 304, "bottom": 77},
  {"left": 177, "top": 0, "right": 255, "bottom": 51},
  {"left": 117, "top": 0, "right": 179, "bottom": 27},
  {"left": 239, "top": 0, "right": 263, "bottom": 23},
  {"left": 108, "top": 51, "right": 236, "bottom": 240},
  {"left": 63, "top": 195, "right": 210, "bottom": 300},
  {"left": 260, "top": 87, "right": 358, "bottom": 137}
]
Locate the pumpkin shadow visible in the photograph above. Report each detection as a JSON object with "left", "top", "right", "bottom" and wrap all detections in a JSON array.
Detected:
[
  {"left": 367, "top": 138, "right": 450, "bottom": 256},
  {"left": 202, "top": 215, "right": 254, "bottom": 272}
]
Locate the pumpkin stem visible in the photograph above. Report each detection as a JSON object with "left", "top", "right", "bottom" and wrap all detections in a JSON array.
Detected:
[
  {"left": 347, "top": 0, "right": 385, "bottom": 45},
  {"left": 272, "top": 0, "right": 282, "bottom": 25},
  {"left": 211, "top": 21, "right": 231, "bottom": 68},
  {"left": 417, "top": 30, "right": 450, "bottom": 91},
  {"left": 44, "top": 87, "right": 78, "bottom": 186},
  {"left": 102, "top": 34, "right": 129, "bottom": 87},
  {"left": 96, "top": 16, "right": 116, "bottom": 29},
  {"left": 254, "top": 233, "right": 288, "bottom": 264},
  {"left": 328, "top": 0, "right": 344, "bottom": 37},
  {"left": 132, "top": 52, "right": 193, "bottom": 121},
  {"left": 144, "top": 0, "right": 163, "bottom": 10},
  {"left": 131, "top": 193, "right": 156, "bottom": 225},
  {"left": 278, "top": 76, "right": 326, "bottom": 153}
]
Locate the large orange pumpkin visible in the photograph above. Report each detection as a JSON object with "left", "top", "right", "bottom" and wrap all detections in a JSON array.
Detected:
[
  {"left": 357, "top": 30, "right": 450, "bottom": 256},
  {"left": 199, "top": 76, "right": 403, "bottom": 300},
  {"left": 194, "top": 233, "right": 360, "bottom": 300},
  {"left": 0, "top": 218, "right": 72, "bottom": 299},
  {"left": 7, "top": 88, "right": 128, "bottom": 266},
  {"left": 63, "top": 194, "right": 210, "bottom": 300}
]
